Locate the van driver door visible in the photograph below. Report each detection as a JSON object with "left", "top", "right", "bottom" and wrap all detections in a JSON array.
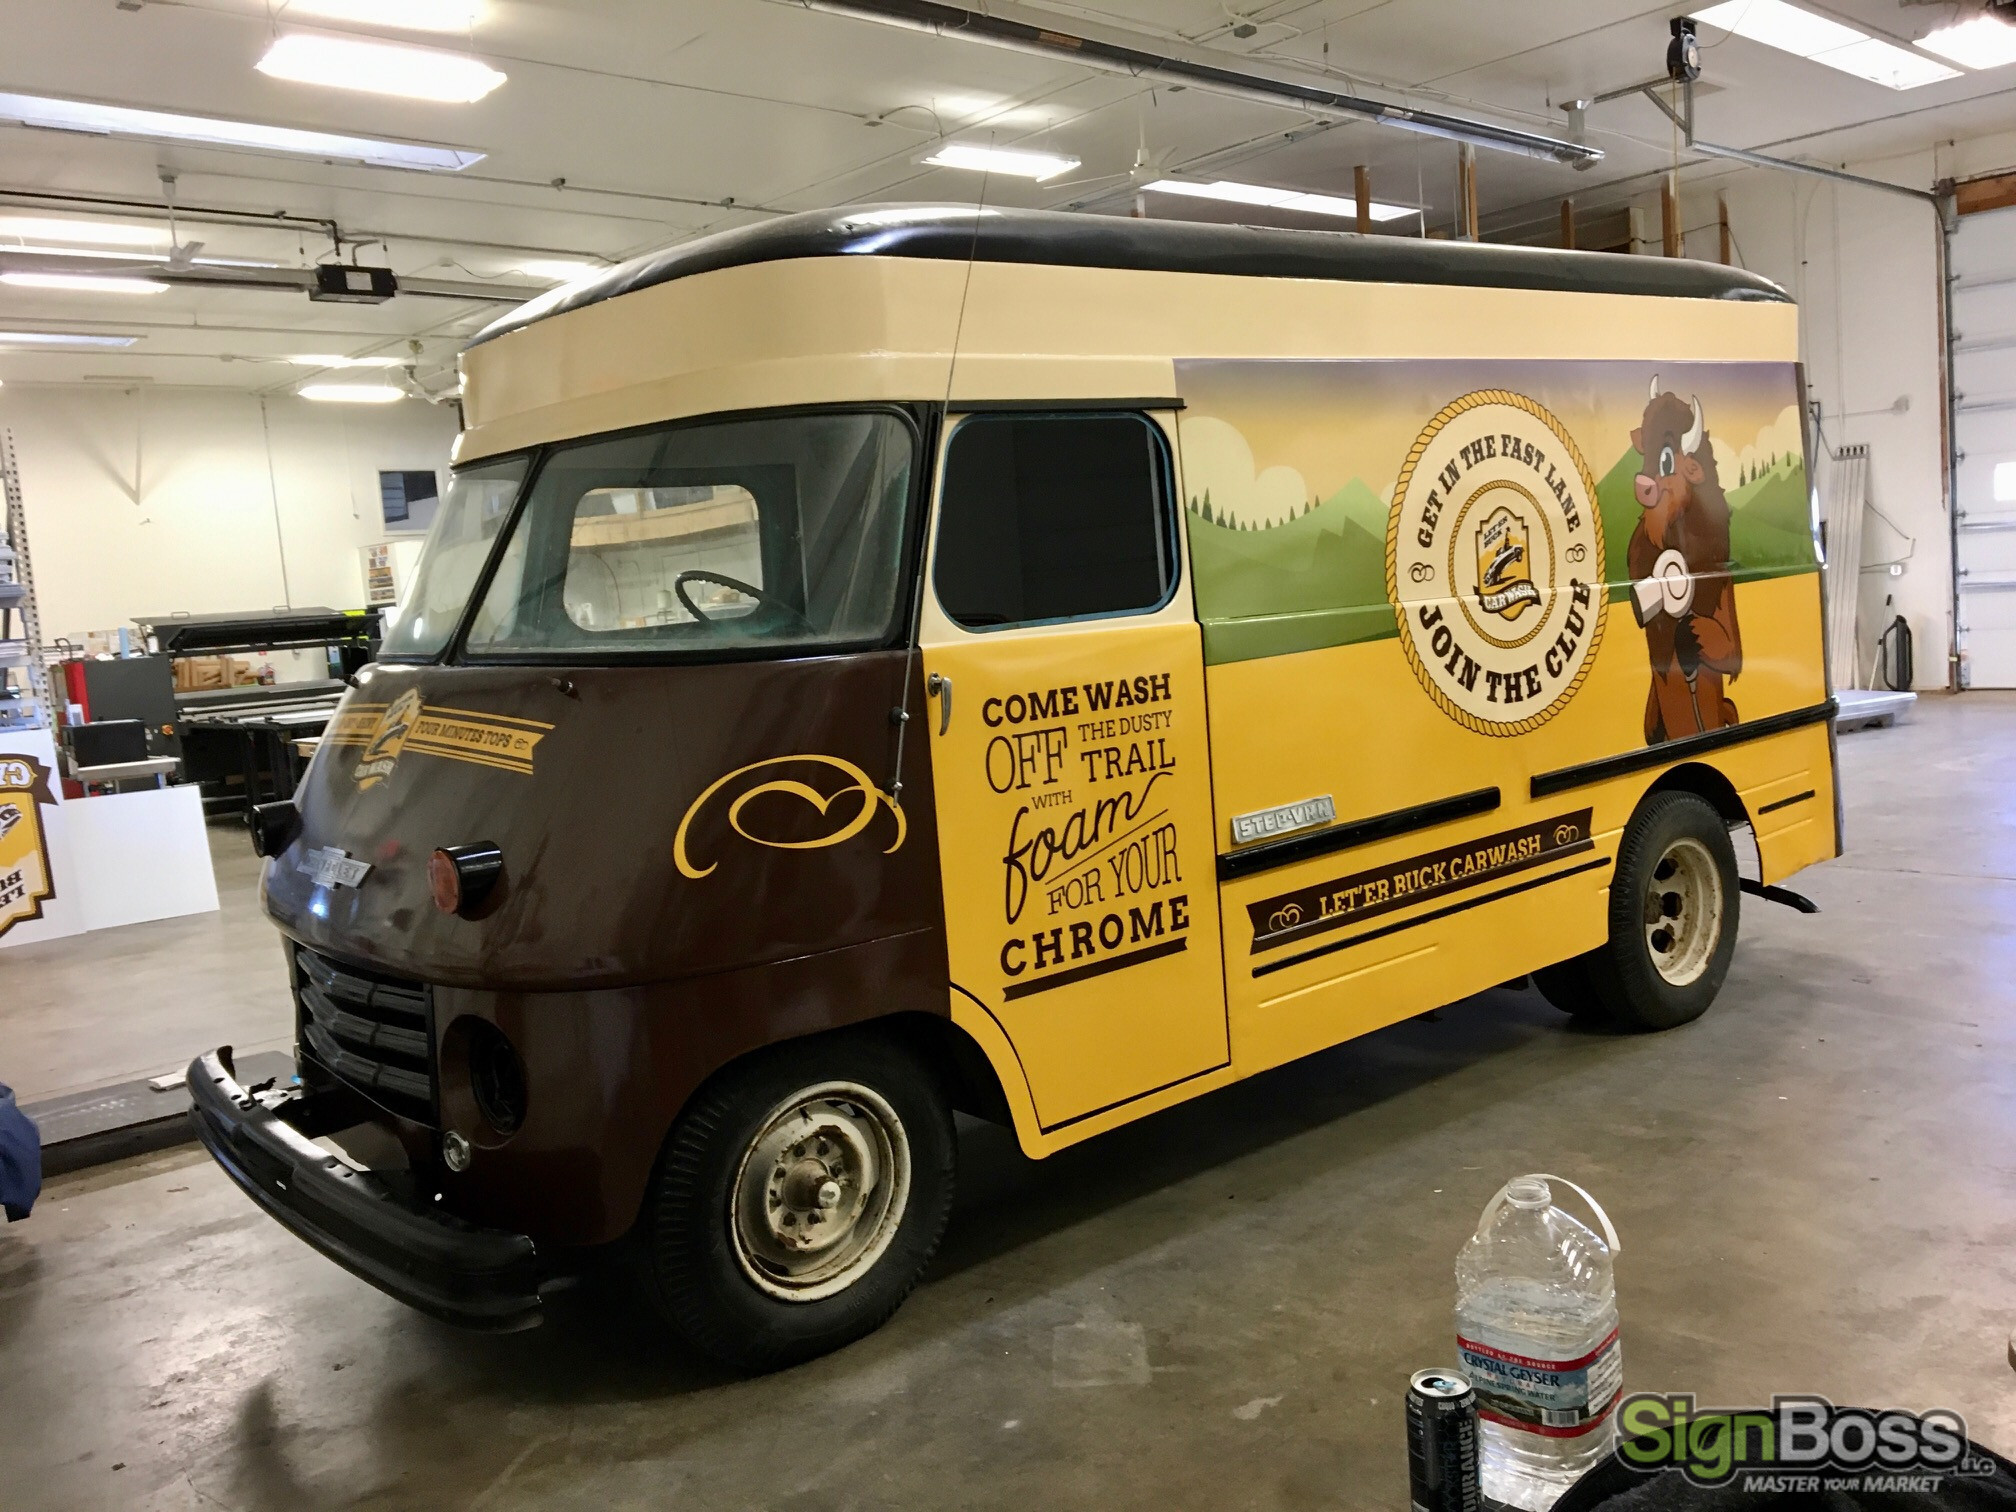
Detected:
[{"left": 919, "top": 409, "right": 1229, "bottom": 1132}]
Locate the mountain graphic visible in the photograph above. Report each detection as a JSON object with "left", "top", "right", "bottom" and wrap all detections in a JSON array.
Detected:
[
  {"left": 1595, "top": 448, "right": 1816, "bottom": 593},
  {"left": 1189, "top": 451, "right": 1816, "bottom": 667}
]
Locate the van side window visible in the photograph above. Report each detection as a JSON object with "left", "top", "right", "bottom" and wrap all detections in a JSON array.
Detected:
[{"left": 934, "top": 413, "right": 1175, "bottom": 630}]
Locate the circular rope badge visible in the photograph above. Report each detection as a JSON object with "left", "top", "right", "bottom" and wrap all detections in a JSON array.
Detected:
[{"left": 1385, "top": 389, "right": 1608, "bottom": 737}]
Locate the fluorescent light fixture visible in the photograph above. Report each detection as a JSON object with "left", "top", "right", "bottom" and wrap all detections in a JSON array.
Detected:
[
  {"left": 0, "top": 90, "right": 485, "bottom": 170},
  {"left": 1691, "top": 1, "right": 1960, "bottom": 88},
  {"left": 1996, "top": 461, "right": 2016, "bottom": 504},
  {"left": 1, "top": 271, "right": 167, "bottom": 294},
  {"left": 922, "top": 143, "right": 1080, "bottom": 180},
  {"left": 516, "top": 259, "right": 607, "bottom": 284},
  {"left": 256, "top": 34, "right": 507, "bottom": 104},
  {"left": 0, "top": 217, "right": 163, "bottom": 246},
  {"left": 282, "top": 0, "right": 483, "bottom": 33},
  {"left": 1819, "top": 37, "right": 1962, "bottom": 88},
  {"left": 0, "top": 330, "right": 138, "bottom": 347},
  {"left": 0, "top": 244, "right": 280, "bottom": 269},
  {"left": 286, "top": 353, "right": 405, "bottom": 367},
  {"left": 299, "top": 383, "right": 405, "bottom": 402},
  {"left": 1146, "top": 178, "right": 1415, "bottom": 222},
  {"left": 1918, "top": 15, "right": 2016, "bottom": 70}
]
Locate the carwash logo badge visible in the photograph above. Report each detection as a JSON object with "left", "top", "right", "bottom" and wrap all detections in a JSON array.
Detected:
[
  {"left": 1614, "top": 1393, "right": 1996, "bottom": 1492},
  {"left": 1388, "top": 390, "right": 1608, "bottom": 737}
]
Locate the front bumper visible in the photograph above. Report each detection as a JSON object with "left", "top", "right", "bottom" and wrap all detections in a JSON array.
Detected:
[{"left": 187, "top": 1048, "right": 543, "bottom": 1332}]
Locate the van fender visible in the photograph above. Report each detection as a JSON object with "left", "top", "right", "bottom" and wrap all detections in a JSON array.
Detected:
[{"left": 946, "top": 986, "right": 1047, "bottom": 1159}]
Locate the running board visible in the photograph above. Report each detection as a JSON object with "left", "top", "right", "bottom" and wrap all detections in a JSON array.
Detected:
[{"left": 1740, "top": 878, "right": 1820, "bottom": 914}]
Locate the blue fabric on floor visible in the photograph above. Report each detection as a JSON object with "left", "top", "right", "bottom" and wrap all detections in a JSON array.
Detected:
[{"left": 0, "top": 1082, "right": 41, "bottom": 1221}]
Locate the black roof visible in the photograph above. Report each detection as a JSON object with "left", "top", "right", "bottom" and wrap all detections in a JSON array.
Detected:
[{"left": 466, "top": 203, "right": 1790, "bottom": 350}]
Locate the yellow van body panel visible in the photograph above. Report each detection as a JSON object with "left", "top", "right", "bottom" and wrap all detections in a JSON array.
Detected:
[{"left": 457, "top": 250, "right": 1832, "bottom": 1163}]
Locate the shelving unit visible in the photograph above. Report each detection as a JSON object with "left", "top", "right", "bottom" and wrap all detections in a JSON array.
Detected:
[{"left": 1, "top": 428, "right": 51, "bottom": 733}]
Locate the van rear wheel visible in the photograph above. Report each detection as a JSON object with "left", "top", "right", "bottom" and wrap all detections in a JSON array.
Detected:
[
  {"left": 643, "top": 1033, "right": 955, "bottom": 1373},
  {"left": 1537, "top": 791, "right": 1740, "bottom": 1032}
]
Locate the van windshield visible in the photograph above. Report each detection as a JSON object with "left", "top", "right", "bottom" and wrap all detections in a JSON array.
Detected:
[
  {"left": 462, "top": 411, "right": 916, "bottom": 660},
  {"left": 378, "top": 457, "right": 530, "bottom": 660}
]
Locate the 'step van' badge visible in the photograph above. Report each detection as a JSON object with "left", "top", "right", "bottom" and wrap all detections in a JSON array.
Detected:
[{"left": 1387, "top": 390, "right": 1608, "bottom": 737}]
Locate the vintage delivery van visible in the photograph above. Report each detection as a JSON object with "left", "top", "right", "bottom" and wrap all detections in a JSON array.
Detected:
[{"left": 190, "top": 204, "right": 1838, "bottom": 1370}]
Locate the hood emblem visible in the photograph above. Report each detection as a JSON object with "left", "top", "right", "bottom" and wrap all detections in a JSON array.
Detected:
[{"left": 299, "top": 848, "right": 372, "bottom": 889}]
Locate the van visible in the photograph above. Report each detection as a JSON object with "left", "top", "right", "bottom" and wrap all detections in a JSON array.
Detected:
[{"left": 190, "top": 204, "right": 1838, "bottom": 1370}]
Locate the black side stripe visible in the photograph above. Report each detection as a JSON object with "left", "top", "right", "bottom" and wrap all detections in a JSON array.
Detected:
[
  {"left": 1218, "top": 787, "right": 1500, "bottom": 882},
  {"left": 1001, "top": 937, "right": 1187, "bottom": 1001},
  {"left": 1529, "top": 700, "right": 1837, "bottom": 800},
  {"left": 1252, "top": 856, "right": 1613, "bottom": 979},
  {"left": 1757, "top": 789, "right": 1816, "bottom": 815}
]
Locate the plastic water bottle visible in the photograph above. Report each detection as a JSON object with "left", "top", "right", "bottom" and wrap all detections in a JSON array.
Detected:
[{"left": 1454, "top": 1175, "right": 1623, "bottom": 1511}]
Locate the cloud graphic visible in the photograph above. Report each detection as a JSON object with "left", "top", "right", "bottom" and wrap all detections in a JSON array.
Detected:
[
  {"left": 1710, "top": 403, "right": 1805, "bottom": 486},
  {"left": 1180, "top": 415, "right": 1311, "bottom": 527}
]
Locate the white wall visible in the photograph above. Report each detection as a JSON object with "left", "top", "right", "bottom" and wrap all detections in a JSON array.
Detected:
[
  {"left": 0, "top": 385, "right": 458, "bottom": 650},
  {"left": 1644, "top": 128, "right": 2016, "bottom": 690}
]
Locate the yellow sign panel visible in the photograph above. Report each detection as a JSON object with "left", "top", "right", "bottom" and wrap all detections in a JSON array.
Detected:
[
  {"left": 923, "top": 622, "right": 1229, "bottom": 1129},
  {"left": 0, "top": 754, "right": 58, "bottom": 940},
  {"left": 325, "top": 693, "right": 552, "bottom": 785}
]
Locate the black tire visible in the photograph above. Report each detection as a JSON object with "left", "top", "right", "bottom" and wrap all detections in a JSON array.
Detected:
[
  {"left": 1580, "top": 790, "right": 1740, "bottom": 1031},
  {"left": 1532, "top": 956, "right": 1608, "bottom": 1020},
  {"left": 642, "top": 1032, "right": 956, "bottom": 1373}
]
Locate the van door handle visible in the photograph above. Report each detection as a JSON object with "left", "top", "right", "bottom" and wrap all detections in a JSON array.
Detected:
[{"left": 927, "top": 672, "right": 953, "bottom": 735}]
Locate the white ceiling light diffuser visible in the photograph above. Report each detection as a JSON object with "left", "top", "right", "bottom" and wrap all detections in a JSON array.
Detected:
[
  {"left": 922, "top": 143, "right": 1080, "bottom": 180},
  {"left": 1, "top": 271, "right": 168, "bottom": 294},
  {"left": 1146, "top": 178, "right": 1414, "bottom": 222},
  {"left": 286, "top": 354, "right": 404, "bottom": 367},
  {"left": 0, "top": 91, "right": 484, "bottom": 170},
  {"left": 1917, "top": 15, "right": 2016, "bottom": 70},
  {"left": 0, "top": 217, "right": 164, "bottom": 246},
  {"left": 299, "top": 383, "right": 405, "bottom": 402},
  {"left": 256, "top": 35, "right": 507, "bottom": 103},
  {"left": 282, "top": 0, "right": 483, "bottom": 33},
  {"left": 1691, "top": 1, "right": 1960, "bottom": 88},
  {"left": 0, "top": 330, "right": 138, "bottom": 347}
]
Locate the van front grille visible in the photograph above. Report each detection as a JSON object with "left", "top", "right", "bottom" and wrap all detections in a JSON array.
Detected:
[{"left": 293, "top": 945, "right": 437, "bottom": 1126}]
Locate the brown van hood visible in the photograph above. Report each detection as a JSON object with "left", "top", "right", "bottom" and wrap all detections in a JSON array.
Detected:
[{"left": 266, "top": 655, "right": 942, "bottom": 991}]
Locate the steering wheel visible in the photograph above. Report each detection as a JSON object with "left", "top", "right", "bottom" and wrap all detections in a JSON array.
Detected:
[{"left": 672, "top": 570, "right": 813, "bottom": 634}]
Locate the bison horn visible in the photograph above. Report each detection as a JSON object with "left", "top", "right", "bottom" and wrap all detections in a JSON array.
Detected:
[
  {"left": 1682, "top": 396, "right": 1704, "bottom": 455},
  {"left": 1650, "top": 373, "right": 1662, "bottom": 402}
]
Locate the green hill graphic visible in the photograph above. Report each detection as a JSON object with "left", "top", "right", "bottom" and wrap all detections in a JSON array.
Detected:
[
  {"left": 1595, "top": 450, "right": 1816, "bottom": 597},
  {"left": 1188, "top": 453, "right": 1814, "bottom": 667},
  {"left": 1188, "top": 482, "right": 1397, "bottom": 663}
]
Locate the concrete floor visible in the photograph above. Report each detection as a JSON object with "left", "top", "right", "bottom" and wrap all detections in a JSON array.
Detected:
[
  {"left": 3, "top": 693, "right": 2014, "bottom": 1511},
  {"left": 3, "top": 824, "right": 290, "bottom": 1102}
]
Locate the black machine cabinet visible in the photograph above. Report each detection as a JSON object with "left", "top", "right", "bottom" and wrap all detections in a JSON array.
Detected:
[{"left": 131, "top": 608, "right": 383, "bottom": 817}]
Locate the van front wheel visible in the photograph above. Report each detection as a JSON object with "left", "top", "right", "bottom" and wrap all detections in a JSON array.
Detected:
[
  {"left": 643, "top": 1034, "right": 955, "bottom": 1372},
  {"left": 1572, "top": 790, "right": 1740, "bottom": 1031}
]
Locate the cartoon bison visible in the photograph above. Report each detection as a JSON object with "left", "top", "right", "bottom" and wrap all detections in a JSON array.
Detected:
[{"left": 1628, "top": 377, "right": 1742, "bottom": 744}]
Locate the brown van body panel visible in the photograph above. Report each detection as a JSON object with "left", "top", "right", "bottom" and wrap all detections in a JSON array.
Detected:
[
  {"left": 430, "top": 926, "right": 948, "bottom": 1244},
  {"left": 266, "top": 651, "right": 948, "bottom": 1245}
]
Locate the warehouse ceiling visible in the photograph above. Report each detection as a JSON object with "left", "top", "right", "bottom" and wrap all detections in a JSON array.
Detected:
[{"left": 0, "top": 0, "right": 2012, "bottom": 394}]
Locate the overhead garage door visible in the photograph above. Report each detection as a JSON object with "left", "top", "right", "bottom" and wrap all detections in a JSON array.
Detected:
[{"left": 1951, "top": 199, "right": 2016, "bottom": 687}]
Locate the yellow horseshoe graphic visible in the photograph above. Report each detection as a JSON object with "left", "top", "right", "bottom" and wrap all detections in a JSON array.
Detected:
[{"left": 673, "top": 754, "right": 908, "bottom": 880}]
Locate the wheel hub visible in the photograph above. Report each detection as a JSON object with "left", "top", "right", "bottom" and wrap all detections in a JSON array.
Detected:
[
  {"left": 730, "top": 1084, "right": 911, "bottom": 1302},
  {"left": 1642, "top": 836, "right": 1723, "bottom": 987}
]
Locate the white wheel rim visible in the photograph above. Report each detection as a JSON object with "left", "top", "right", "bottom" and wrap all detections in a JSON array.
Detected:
[
  {"left": 728, "top": 1081, "right": 911, "bottom": 1303},
  {"left": 1643, "top": 836, "right": 1723, "bottom": 987}
]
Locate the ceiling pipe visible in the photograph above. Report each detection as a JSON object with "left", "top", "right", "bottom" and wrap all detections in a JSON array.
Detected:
[
  {"left": 788, "top": 0, "right": 1603, "bottom": 168},
  {"left": 0, "top": 250, "right": 530, "bottom": 303}
]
